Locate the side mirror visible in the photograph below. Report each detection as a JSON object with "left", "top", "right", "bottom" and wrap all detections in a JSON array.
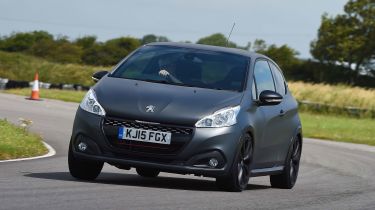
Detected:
[
  {"left": 92, "top": 71, "right": 109, "bottom": 82},
  {"left": 258, "top": 90, "right": 283, "bottom": 106}
]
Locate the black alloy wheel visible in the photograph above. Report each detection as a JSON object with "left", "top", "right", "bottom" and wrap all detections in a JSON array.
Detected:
[
  {"left": 270, "top": 137, "right": 301, "bottom": 189},
  {"left": 216, "top": 133, "right": 253, "bottom": 192}
]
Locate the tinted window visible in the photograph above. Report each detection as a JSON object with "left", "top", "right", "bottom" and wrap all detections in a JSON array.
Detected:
[
  {"left": 253, "top": 60, "right": 275, "bottom": 98},
  {"left": 269, "top": 62, "right": 286, "bottom": 95},
  {"left": 112, "top": 45, "right": 249, "bottom": 91}
]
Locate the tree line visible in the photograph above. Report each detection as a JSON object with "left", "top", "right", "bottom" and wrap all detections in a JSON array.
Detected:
[
  {"left": 0, "top": 30, "right": 301, "bottom": 71},
  {"left": 0, "top": 0, "right": 373, "bottom": 87}
]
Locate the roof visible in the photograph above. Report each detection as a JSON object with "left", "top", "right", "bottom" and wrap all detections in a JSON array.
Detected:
[{"left": 146, "top": 42, "right": 263, "bottom": 59}]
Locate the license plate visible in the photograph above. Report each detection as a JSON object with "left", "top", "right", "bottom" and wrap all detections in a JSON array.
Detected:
[{"left": 118, "top": 127, "right": 171, "bottom": 145}]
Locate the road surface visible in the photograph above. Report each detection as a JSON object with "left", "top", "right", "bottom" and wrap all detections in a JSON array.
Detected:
[{"left": 0, "top": 93, "right": 375, "bottom": 210}]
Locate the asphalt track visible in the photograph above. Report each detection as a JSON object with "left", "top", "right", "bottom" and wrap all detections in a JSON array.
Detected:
[{"left": 0, "top": 93, "right": 375, "bottom": 210}]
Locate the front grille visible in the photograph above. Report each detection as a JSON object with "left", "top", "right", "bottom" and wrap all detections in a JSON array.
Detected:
[
  {"left": 104, "top": 118, "right": 193, "bottom": 135},
  {"left": 103, "top": 118, "right": 194, "bottom": 155}
]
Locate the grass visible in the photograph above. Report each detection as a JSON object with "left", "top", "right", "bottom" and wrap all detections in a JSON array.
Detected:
[
  {"left": 0, "top": 119, "right": 48, "bottom": 160},
  {"left": 0, "top": 51, "right": 105, "bottom": 86},
  {"left": 4, "top": 88, "right": 86, "bottom": 103},
  {"left": 288, "top": 82, "right": 375, "bottom": 110},
  {"left": 300, "top": 112, "right": 375, "bottom": 146}
]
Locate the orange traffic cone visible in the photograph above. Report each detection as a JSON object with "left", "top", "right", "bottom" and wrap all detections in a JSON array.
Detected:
[{"left": 29, "top": 72, "right": 41, "bottom": 100}]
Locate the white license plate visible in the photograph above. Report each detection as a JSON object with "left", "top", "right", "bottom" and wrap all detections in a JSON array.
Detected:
[{"left": 118, "top": 127, "right": 171, "bottom": 145}]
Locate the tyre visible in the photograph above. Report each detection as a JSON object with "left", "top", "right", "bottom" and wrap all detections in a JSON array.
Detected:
[
  {"left": 216, "top": 133, "right": 253, "bottom": 192},
  {"left": 136, "top": 168, "right": 160, "bottom": 178},
  {"left": 68, "top": 144, "right": 104, "bottom": 180},
  {"left": 270, "top": 137, "right": 301, "bottom": 189}
]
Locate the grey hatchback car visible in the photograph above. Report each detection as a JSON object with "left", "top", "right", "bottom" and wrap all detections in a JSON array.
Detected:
[{"left": 68, "top": 42, "right": 302, "bottom": 192}]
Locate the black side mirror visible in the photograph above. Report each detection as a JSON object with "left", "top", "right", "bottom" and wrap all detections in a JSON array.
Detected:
[
  {"left": 92, "top": 71, "right": 109, "bottom": 82},
  {"left": 258, "top": 90, "right": 283, "bottom": 106}
]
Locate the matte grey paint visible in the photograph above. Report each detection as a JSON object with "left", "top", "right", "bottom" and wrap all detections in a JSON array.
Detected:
[{"left": 70, "top": 42, "right": 302, "bottom": 178}]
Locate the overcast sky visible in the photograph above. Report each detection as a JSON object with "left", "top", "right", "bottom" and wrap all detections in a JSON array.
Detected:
[{"left": 0, "top": 0, "right": 348, "bottom": 58}]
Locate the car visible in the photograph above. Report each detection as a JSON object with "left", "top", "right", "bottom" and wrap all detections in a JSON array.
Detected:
[{"left": 68, "top": 42, "right": 303, "bottom": 192}]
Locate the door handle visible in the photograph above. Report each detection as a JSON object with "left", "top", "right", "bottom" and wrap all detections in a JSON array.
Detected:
[{"left": 279, "top": 109, "right": 285, "bottom": 117}]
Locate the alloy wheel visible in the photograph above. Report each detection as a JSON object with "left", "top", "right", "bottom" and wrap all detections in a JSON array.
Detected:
[
  {"left": 290, "top": 139, "right": 301, "bottom": 184},
  {"left": 237, "top": 136, "right": 253, "bottom": 188}
]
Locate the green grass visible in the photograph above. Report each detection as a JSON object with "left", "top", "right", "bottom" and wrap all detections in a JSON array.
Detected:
[
  {"left": 300, "top": 112, "right": 375, "bottom": 146},
  {"left": 0, "top": 119, "right": 48, "bottom": 160},
  {"left": 0, "top": 50, "right": 106, "bottom": 86},
  {"left": 4, "top": 88, "right": 86, "bottom": 103}
]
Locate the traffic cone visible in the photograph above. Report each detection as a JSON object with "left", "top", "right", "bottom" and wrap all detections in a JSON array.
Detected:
[{"left": 29, "top": 72, "right": 41, "bottom": 100}]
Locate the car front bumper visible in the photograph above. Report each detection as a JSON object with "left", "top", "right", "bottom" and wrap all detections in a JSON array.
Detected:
[{"left": 70, "top": 107, "right": 244, "bottom": 177}]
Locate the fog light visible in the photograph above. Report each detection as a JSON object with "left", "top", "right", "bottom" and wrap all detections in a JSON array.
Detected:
[
  {"left": 208, "top": 158, "right": 219, "bottom": 167},
  {"left": 78, "top": 142, "right": 88, "bottom": 151}
]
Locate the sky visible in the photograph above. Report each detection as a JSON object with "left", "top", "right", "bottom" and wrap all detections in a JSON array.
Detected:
[{"left": 0, "top": 0, "right": 348, "bottom": 58}]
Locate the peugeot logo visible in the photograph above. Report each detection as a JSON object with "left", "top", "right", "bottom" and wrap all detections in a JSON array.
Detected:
[{"left": 145, "top": 105, "right": 156, "bottom": 113}]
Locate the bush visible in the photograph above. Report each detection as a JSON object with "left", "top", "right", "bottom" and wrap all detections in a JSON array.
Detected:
[
  {"left": 0, "top": 51, "right": 102, "bottom": 86},
  {"left": 0, "top": 31, "right": 142, "bottom": 66},
  {"left": 0, "top": 31, "right": 54, "bottom": 52},
  {"left": 81, "top": 37, "right": 140, "bottom": 66}
]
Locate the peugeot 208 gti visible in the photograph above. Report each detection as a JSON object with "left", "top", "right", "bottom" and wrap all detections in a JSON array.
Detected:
[{"left": 69, "top": 42, "right": 302, "bottom": 192}]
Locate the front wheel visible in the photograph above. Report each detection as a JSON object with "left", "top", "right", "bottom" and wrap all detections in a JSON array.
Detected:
[
  {"left": 216, "top": 133, "right": 253, "bottom": 192},
  {"left": 68, "top": 145, "right": 103, "bottom": 180},
  {"left": 270, "top": 137, "right": 301, "bottom": 189}
]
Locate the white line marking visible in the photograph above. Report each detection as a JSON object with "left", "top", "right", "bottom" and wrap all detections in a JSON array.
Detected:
[{"left": 0, "top": 141, "right": 56, "bottom": 163}]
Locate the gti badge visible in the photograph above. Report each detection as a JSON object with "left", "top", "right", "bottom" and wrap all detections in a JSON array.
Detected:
[{"left": 145, "top": 105, "right": 155, "bottom": 113}]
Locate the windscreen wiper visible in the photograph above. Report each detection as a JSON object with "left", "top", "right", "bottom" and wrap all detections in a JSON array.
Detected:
[{"left": 142, "top": 79, "right": 170, "bottom": 84}]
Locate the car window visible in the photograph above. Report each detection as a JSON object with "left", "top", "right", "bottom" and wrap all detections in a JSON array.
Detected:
[
  {"left": 269, "top": 62, "right": 286, "bottom": 95},
  {"left": 200, "top": 61, "right": 245, "bottom": 91},
  {"left": 112, "top": 45, "right": 249, "bottom": 92},
  {"left": 121, "top": 51, "right": 155, "bottom": 78},
  {"left": 253, "top": 60, "right": 275, "bottom": 99}
]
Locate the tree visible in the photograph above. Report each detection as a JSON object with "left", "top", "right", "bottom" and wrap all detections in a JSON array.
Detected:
[
  {"left": 311, "top": 0, "right": 375, "bottom": 80},
  {"left": 83, "top": 37, "right": 141, "bottom": 66},
  {"left": 33, "top": 37, "right": 83, "bottom": 63},
  {"left": 262, "top": 45, "right": 300, "bottom": 71},
  {"left": 141, "top": 34, "right": 157, "bottom": 44},
  {"left": 28, "top": 38, "right": 56, "bottom": 58},
  {"left": 75, "top": 36, "right": 97, "bottom": 49},
  {"left": 141, "top": 34, "right": 170, "bottom": 45},
  {"left": 197, "top": 33, "right": 237, "bottom": 48},
  {"left": 252, "top": 39, "right": 267, "bottom": 52},
  {"left": 157, "top": 36, "right": 170, "bottom": 42},
  {"left": 0, "top": 31, "right": 53, "bottom": 52},
  {"left": 253, "top": 39, "right": 300, "bottom": 73},
  {"left": 50, "top": 40, "right": 83, "bottom": 63},
  {"left": 75, "top": 36, "right": 99, "bottom": 64}
]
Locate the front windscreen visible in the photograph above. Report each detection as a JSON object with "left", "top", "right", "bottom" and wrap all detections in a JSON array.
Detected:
[{"left": 111, "top": 45, "right": 249, "bottom": 92}]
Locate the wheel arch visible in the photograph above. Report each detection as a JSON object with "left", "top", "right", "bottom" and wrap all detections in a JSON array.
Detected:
[
  {"left": 286, "top": 125, "right": 303, "bottom": 163},
  {"left": 243, "top": 125, "right": 255, "bottom": 149}
]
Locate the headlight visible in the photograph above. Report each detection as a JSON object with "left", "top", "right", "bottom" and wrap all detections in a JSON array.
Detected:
[
  {"left": 195, "top": 105, "right": 240, "bottom": 128},
  {"left": 80, "top": 89, "right": 106, "bottom": 116}
]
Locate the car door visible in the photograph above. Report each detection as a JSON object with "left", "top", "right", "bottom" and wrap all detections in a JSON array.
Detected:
[
  {"left": 268, "top": 61, "right": 297, "bottom": 163},
  {"left": 251, "top": 59, "right": 285, "bottom": 168}
]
